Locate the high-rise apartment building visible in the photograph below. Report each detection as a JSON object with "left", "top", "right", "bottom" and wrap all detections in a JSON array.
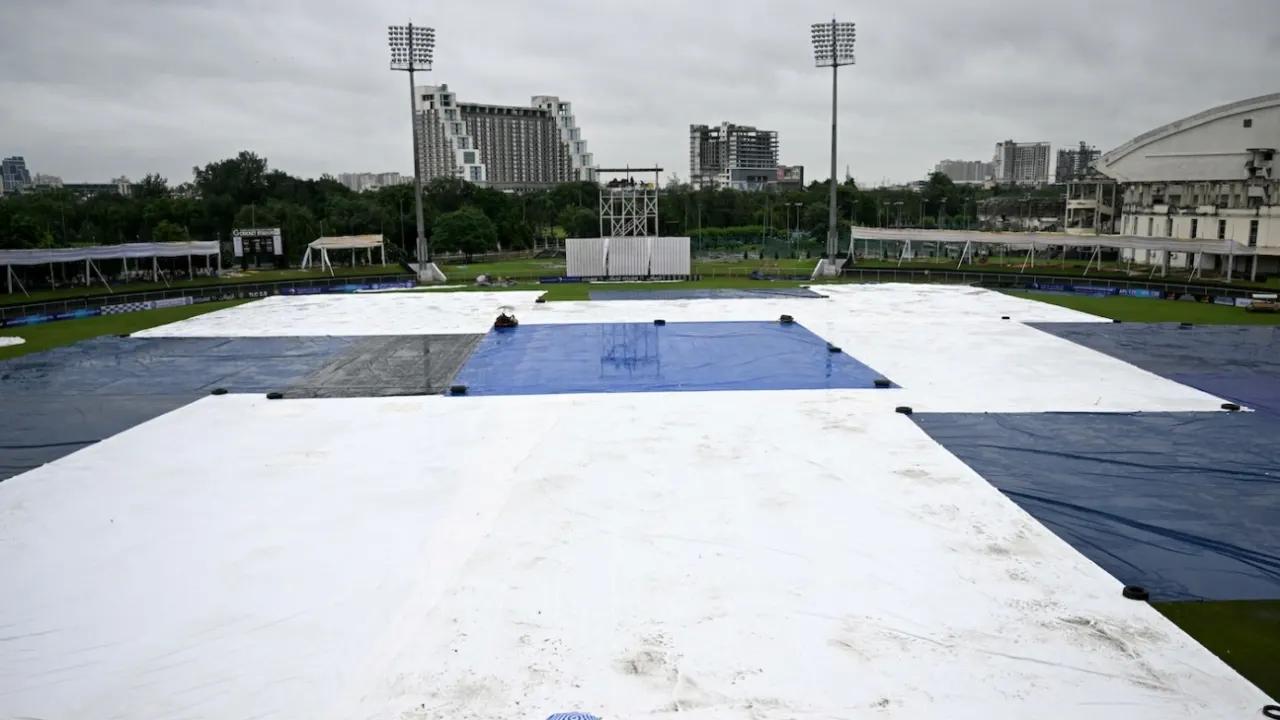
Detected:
[
  {"left": 414, "top": 84, "right": 593, "bottom": 190},
  {"left": 336, "top": 172, "right": 411, "bottom": 193},
  {"left": 934, "top": 159, "right": 992, "bottom": 184},
  {"left": 1, "top": 156, "right": 32, "bottom": 194},
  {"left": 1055, "top": 141, "right": 1101, "bottom": 183},
  {"left": 992, "top": 140, "right": 1051, "bottom": 186},
  {"left": 690, "top": 123, "right": 779, "bottom": 191}
]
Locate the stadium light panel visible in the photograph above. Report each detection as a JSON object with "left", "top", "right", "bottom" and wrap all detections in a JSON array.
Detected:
[{"left": 388, "top": 24, "right": 434, "bottom": 70}]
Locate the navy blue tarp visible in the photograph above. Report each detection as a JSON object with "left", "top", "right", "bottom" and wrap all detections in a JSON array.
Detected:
[
  {"left": 913, "top": 411, "right": 1280, "bottom": 601},
  {"left": 1034, "top": 323, "right": 1280, "bottom": 416},
  {"left": 0, "top": 335, "right": 482, "bottom": 481},
  {"left": 453, "top": 321, "right": 892, "bottom": 396}
]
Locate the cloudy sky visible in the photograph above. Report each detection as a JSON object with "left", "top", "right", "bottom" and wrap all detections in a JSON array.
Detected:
[{"left": 2, "top": 0, "right": 1277, "bottom": 186}]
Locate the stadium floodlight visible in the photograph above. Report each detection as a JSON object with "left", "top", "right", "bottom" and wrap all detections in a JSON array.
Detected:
[
  {"left": 810, "top": 19, "right": 856, "bottom": 266},
  {"left": 388, "top": 22, "right": 436, "bottom": 279},
  {"left": 387, "top": 24, "right": 435, "bottom": 71}
]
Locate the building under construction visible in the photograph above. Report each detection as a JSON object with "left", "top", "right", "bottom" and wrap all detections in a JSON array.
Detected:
[{"left": 689, "top": 122, "right": 779, "bottom": 191}]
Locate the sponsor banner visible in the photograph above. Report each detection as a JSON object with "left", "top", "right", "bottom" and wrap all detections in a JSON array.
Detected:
[
  {"left": 102, "top": 301, "right": 155, "bottom": 315},
  {"left": 153, "top": 297, "right": 194, "bottom": 309},
  {"left": 1118, "top": 288, "right": 1162, "bottom": 299},
  {"left": 2, "top": 314, "right": 53, "bottom": 328},
  {"left": 1, "top": 308, "right": 101, "bottom": 328},
  {"left": 1028, "top": 282, "right": 1068, "bottom": 293},
  {"left": 53, "top": 308, "right": 102, "bottom": 321},
  {"left": 1213, "top": 296, "right": 1237, "bottom": 306},
  {"left": 1073, "top": 286, "right": 1118, "bottom": 297},
  {"left": 280, "top": 280, "right": 414, "bottom": 296}
]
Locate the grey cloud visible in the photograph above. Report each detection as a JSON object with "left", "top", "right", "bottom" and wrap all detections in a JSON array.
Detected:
[{"left": 0, "top": 0, "right": 1275, "bottom": 185}]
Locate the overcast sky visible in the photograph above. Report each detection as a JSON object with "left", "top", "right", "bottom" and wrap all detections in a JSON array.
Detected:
[{"left": 2, "top": 0, "right": 1277, "bottom": 186}]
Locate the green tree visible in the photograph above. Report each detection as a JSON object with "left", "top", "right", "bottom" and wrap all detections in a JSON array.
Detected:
[
  {"left": 136, "top": 173, "right": 170, "bottom": 200},
  {"left": 556, "top": 206, "right": 597, "bottom": 238},
  {"left": 3, "top": 215, "right": 53, "bottom": 249},
  {"left": 432, "top": 206, "right": 496, "bottom": 261},
  {"left": 152, "top": 220, "right": 189, "bottom": 244}
]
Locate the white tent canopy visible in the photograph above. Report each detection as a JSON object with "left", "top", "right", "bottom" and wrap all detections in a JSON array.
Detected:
[
  {"left": 301, "top": 235, "right": 386, "bottom": 275},
  {"left": 0, "top": 241, "right": 220, "bottom": 266},
  {"left": 2, "top": 241, "right": 222, "bottom": 295},
  {"left": 849, "top": 226, "right": 1257, "bottom": 280},
  {"left": 850, "top": 226, "right": 1254, "bottom": 255}
]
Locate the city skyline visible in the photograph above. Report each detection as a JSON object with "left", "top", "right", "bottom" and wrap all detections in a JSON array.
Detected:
[{"left": 1, "top": 0, "right": 1276, "bottom": 187}]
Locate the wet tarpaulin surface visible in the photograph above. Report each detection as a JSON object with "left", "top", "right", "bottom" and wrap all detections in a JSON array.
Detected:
[
  {"left": 589, "top": 287, "right": 826, "bottom": 301},
  {"left": 288, "top": 334, "right": 482, "bottom": 398},
  {"left": 912, "top": 411, "right": 1280, "bottom": 601},
  {"left": 453, "top": 321, "right": 893, "bottom": 396},
  {"left": 1033, "top": 323, "right": 1280, "bottom": 416},
  {"left": 0, "top": 335, "right": 482, "bottom": 480}
]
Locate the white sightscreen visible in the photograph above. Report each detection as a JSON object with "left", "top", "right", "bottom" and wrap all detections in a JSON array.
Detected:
[
  {"left": 650, "top": 237, "right": 691, "bottom": 276},
  {"left": 566, "top": 238, "right": 606, "bottom": 277},
  {"left": 606, "top": 237, "right": 650, "bottom": 277}
]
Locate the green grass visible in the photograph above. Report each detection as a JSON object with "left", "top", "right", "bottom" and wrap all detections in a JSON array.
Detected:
[
  {"left": 852, "top": 255, "right": 1280, "bottom": 290},
  {"left": 0, "top": 299, "right": 249, "bottom": 360},
  {"left": 1006, "top": 290, "right": 1280, "bottom": 324},
  {"left": 1, "top": 265, "right": 407, "bottom": 307},
  {"left": 438, "top": 258, "right": 567, "bottom": 281},
  {"left": 1155, "top": 600, "right": 1280, "bottom": 698}
]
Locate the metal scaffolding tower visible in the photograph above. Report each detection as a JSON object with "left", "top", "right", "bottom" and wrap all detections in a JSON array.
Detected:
[{"left": 597, "top": 167, "right": 662, "bottom": 238}]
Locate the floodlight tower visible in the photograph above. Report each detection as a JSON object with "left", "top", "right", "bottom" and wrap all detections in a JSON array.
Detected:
[
  {"left": 811, "top": 19, "right": 856, "bottom": 270},
  {"left": 388, "top": 23, "right": 440, "bottom": 281}
]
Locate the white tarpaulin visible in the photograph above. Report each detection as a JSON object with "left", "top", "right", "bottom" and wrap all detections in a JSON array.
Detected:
[
  {"left": 0, "top": 241, "right": 220, "bottom": 266},
  {"left": 301, "top": 234, "right": 386, "bottom": 273},
  {"left": 5, "top": 285, "right": 1270, "bottom": 717}
]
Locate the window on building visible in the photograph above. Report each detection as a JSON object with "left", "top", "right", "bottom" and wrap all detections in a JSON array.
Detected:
[
  {"left": 1249, "top": 220, "right": 1259, "bottom": 248},
  {"left": 463, "top": 151, "right": 476, "bottom": 164},
  {"left": 1190, "top": 218, "right": 1198, "bottom": 238},
  {"left": 1147, "top": 217, "right": 1153, "bottom": 236},
  {"left": 1165, "top": 217, "right": 1173, "bottom": 237},
  {"left": 1243, "top": 118, "right": 1253, "bottom": 128},
  {"left": 1218, "top": 219, "right": 1227, "bottom": 239}
]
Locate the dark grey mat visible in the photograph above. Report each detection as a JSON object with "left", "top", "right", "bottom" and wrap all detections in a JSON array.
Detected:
[{"left": 284, "top": 334, "right": 483, "bottom": 398}]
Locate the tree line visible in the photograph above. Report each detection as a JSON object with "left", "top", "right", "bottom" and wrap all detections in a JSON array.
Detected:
[{"left": 0, "top": 150, "right": 1066, "bottom": 261}]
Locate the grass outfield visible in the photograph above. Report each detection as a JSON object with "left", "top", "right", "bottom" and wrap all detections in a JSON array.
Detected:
[
  {"left": 0, "top": 299, "right": 249, "bottom": 360},
  {"left": 0, "top": 265, "right": 407, "bottom": 307},
  {"left": 1006, "top": 290, "right": 1280, "bottom": 324},
  {"left": 1155, "top": 600, "right": 1280, "bottom": 698},
  {"left": 438, "top": 258, "right": 567, "bottom": 280}
]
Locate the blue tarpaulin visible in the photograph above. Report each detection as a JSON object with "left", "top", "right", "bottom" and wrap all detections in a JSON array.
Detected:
[
  {"left": 453, "top": 321, "right": 892, "bottom": 396},
  {"left": 912, "top": 411, "right": 1280, "bottom": 601},
  {"left": 1034, "top": 323, "right": 1280, "bottom": 416},
  {"left": 0, "top": 335, "right": 482, "bottom": 481},
  {"left": 589, "top": 288, "right": 825, "bottom": 301}
]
